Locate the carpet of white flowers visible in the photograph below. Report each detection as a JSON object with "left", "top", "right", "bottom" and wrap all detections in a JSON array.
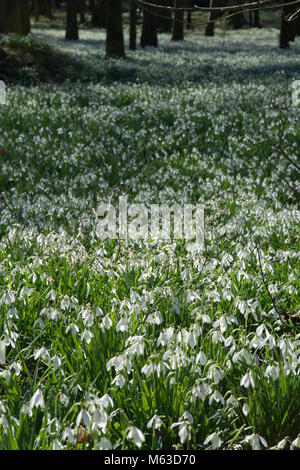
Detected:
[{"left": 0, "top": 24, "right": 299, "bottom": 450}]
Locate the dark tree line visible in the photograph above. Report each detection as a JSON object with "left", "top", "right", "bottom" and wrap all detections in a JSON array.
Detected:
[{"left": 1, "top": 1, "right": 300, "bottom": 54}]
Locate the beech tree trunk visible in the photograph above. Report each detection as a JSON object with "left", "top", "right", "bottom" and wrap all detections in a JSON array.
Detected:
[
  {"left": 157, "top": 0, "right": 172, "bottom": 33},
  {"left": 0, "top": 0, "right": 30, "bottom": 35},
  {"left": 65, "top": 0, "right": 79, "bottom": 40},
  {"left": 205, "top": 0, "right": 218, "bottom": 36},
  {"left": 280, "top": 4, "right": 297, "bottom": 48},
  {"left": 90, "top": 0, "right": 106, "bottom": 28},
  {"left": 79, "top": 0, "right": 86, "bottom": 24},
  {"left": 106, "top": 0, "right": 125, "bottom": 57},
  {"left": 172, "top": 0, "right": 185, "bottom": 41},
  {"left": 129, "top": 0, "right": 137, "bottom": 50},
  {"left": 141, "top": 0, "right": 158, "bottom": 47}
]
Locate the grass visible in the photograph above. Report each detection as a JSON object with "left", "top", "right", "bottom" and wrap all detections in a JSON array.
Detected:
[{"left": 0, "top": 19, "right": 299, "bottom": 450}]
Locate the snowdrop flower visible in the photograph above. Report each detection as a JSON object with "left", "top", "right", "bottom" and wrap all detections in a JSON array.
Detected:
[
  {"left": 99, "top": 437, "right": 112, "bottom": 450},
  {"left": 179, "top": 411, "right": 194, "bottom": 424},
  {"left": 116, "top": 317, "right": 128, "bottom": 333},
  {"left": 240, "top": 371, "right": 255, "bottom": 388},
  {"left": 59, "top": 393, "right": 69, "bottom": 407},
  {"left": 276, "top": 438, "right": 287, "bottom": 450},
  {"left": 99, "top": 393, "right": 114, "bottom": 409},
  {"left": 242, "top": 403, "right": 250, "bottom": 416},
  {"left": 147, "top": 414, "right": 163, "bottom": 430},
  {"left": 94, "top": 408, "right": 108, "bottom": 432},
  {"left": 29, "top": 388, "right": 45, "bottom": 411},
  {"left": 126, "top": 426, "right": 145, "bottom": 448},
  {"left": 204, "top": 432, "right": 222, "bottom": 449},
  {"left": 76, "top": 409, "right": 92, "bottom": 428},
  {"left": 291, "top": 435, "right": 300, "bottom": 449},
  {"left": 209, "top": 390, "right": 225, "bottom": 405},
  {"left": 62, "top": 427, "right": 76, "bottom": 444},
  {"left": 52, "top": 355, "right": 62, "bottom": 371},
  {"left": 81, "top": 329, "right": 93, "bottom": 344},
  {"left": 34, "top": 346, "right": 49, "bottom": 360},
  {"left": 244, "top": 433, "right": 267, "bottom": 450},
  {"left": 52, "top": 439, "right": 63, "bottom": 450},
  {"left": 264, "top": 365, "right": 279, "bottom": 381},
  {"left": 195, "top": 351, "right": 206, "bottom": 366},
  {"left": 112, "top": 373, "right": 125, "bottom": 388},
  {"left": 178, "top": 423, "right": 192, "bottom": 444},
  {"left": 100, "top": 314, "right": 112, "bottom": 330}
]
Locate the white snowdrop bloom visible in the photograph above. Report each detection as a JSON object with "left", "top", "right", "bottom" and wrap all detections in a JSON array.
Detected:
[
  {"left": 62, "top": 427, "right": 75, "bottom": 444},
  {"left": 52, "top": 439, "right": 63, "bottom": 450},
  {"left": 66, "top": 323, "right": 80, "bottom": 335},
  {"left": 60, "top": 296, "right": 70, "bottom": 310},
  {"left": 146, "top": 311, "right": 163, "bottom": 325},
  {"left": 100, "top": 314, "right": 112, "bottom": 330},
  {"left": 204, "top": 432, "right": 222, "bottom": 450},
  {"left": 99, "top": 437, "right": 112, "bottom": 450},
  {"left": 52, "top": 355, "right": 62, "bottom": 371},
  {"left": 221, "top": 253, "right": 233, "bottom": 267},
  {"left": 200, "top": 314, "right": 212, "bottom": 324},
  {"left": 82, "top": 309, "right": 94, "bottom": 327},
  {"left": 264, "top": 365, "right": 279, "bottom": 381},
  {"left": 126, "top": 426, "right": 145, "bottom": 448},
  {"left": 59, "top": 393, "right": 69, "bottom": 407},
  {"left": 242, "top": 403, "right": 250, "bottom": 416},
  {"left": 240, "top": 371, "right": 255, "bottom": 388},
  {"left": 276, "top": 438, "right": 287, "bottom": 450},
  {"left": 76, "top": 409, "right": 92, "bottom": 428},
  {"left": 224, "top": 335, "right": 234, "bottom": 347},
  {"left": 290, "top": 435, "right": 300, "bottom": 449},
  {"left": 34, "top": 318, "right": 45, "bottom": 329},
  {"left": 212, "top": 330, "right": 225, "bottom": 344},
  {"left": 267, "top": 334, "right": 276, "bottom": 350},
  {"left": 237, "top": 299, "right": 248, "bottom": 315},
  {"left": 178, "top": 423, "right": 191, "bottom": 444},
  {"left": 29, "top": 388, "right": 45, "bottom": 411},
  {"left": 208, "top": 365, "right": 224, "bottom": 384},
  {"left": 94, "top": 408, "right": 108, "bottom": 432},
  {"left": 116, "top": 317, "right": 129, "bottom": 333},
  {"left": 244, "top": 433, "right": 267, "bottom": 450},
  {"left": 147, "top": 414, "right": 163, "bottom": 430},
  {"left": 81, "top": 329, "right": 93, "bottom": 344},
  {"left": 3, "top": 292, "right": 15, "bottom": 305},
  {"left": 112, "top": 373, "right": 125, "bottom": 388},
  {"left": 195, "top": 351, "right": 206, "bottom": 366},
  {"left": 209, "top": 390, "right": 225, "bottom": 406},
  {"left": 0, "top": 415, "right": 9, "bottom": 432},
  {"left": 256, "top": 324, "right": 266, "bottom": 337},
  {"left": 179, "top": 411, "right": 194, "bottom": 424},
  {"left": 191, "top": 382, "right": 211, "bottom": 401},
  {"left": 99, "top": 394, "right": 114, "bottom": 409},
  {"left": 19, "top": 286, "right": 33, "bottom": 300},
  {"left": 0, "top": 340, "right": 6, "bottom": 364}
]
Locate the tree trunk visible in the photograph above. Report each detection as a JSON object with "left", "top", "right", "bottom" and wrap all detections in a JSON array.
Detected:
[
  {"left": 20, "top": 0, "right": 31, "bottom": 35},
  {"left": 157, "top": 0, "right": 172, "bottom": 33},
  {"left": 253, "top": 10, "right": 260, "bottom": 28},
  {"left": 106, "top": 0, "right": 125, "bottom": 57},
  {"left": 79, "top": 0, "right": 86, "bottom": 24},
  {"left": 187, "top": 2, "right": 192, "bottom": 30},
  {"left": 205, "top": 0, "right": 219, "bottom": 36},
  {"left": 90, "top": 0, "right": 106, "bottom": 28},
  {"left": 280, "top": 4, "right": 297, "bottom": 48},
  {"left": 0, "top": 0, "right": 30, "bottom": 35},
  {"left": 141, "top": 0, "right": 158, "bottom": 47},
  {"left": 172, "top": 0, "right": 185, "bottom": 41},
  {"left": 129, "top": 0, "right": 137, "bottom": 50},
  {"left": 65, "top": 0, "right": 79, "bottom": 40}
]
